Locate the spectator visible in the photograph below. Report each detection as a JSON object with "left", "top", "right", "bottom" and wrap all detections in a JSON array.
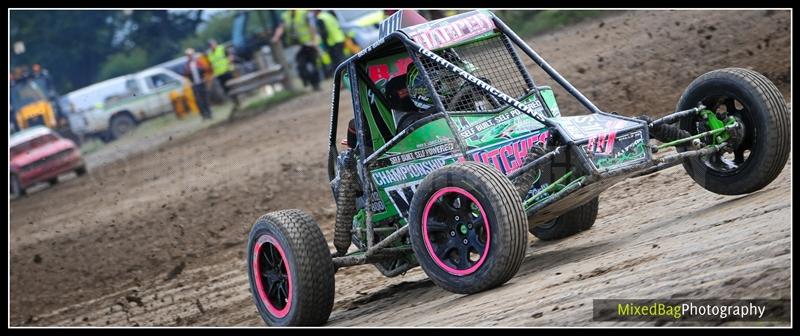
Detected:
[
  {"left": 31, "top": 64, "right": 56, "bottom": 98},
  {"left": 314, "top": 10, "right": 347, "bottom": 78},
  {"left": 272, "top": 10, "right": 323, "bottom": 91},
  {"left": 207, "top": 39, "right": 235, "bottom": 97},
  {"left": 182, "top": 48, "right": 214, "bottom": 120}
]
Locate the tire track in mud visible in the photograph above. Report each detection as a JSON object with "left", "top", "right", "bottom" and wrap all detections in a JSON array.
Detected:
[{"left": 11, "top": 9, "right": 791, "bottom": 326}]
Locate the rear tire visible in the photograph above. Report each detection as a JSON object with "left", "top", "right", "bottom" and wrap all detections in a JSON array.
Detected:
[
  {"left": 530, "top": 197, "right": 599, "bottom": 241},
  {"left": 48, "top": 177, "right": 59, "bottom": 186},
  {"left": 109, "top": 114, "right": 137, "bottom": 140},
  {"left": 247, "top": 209, "right": 335, "bottom": 326},
  {"left": 409, "top": 162, "right": 527, "bottom": 294},
  {"left": 676, "top": 68, "right": 790, "bottom": 195}
]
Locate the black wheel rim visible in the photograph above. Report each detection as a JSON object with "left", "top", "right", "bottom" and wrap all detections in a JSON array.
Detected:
[
  {"left": 422, "top": 187, "right": 490, "bottom": 276},
  {"left": 692, "top": 95, "right": 756, "bottom": 176},
  {"left": 252, "top": 234, "right": 292, "bottom": 317}
]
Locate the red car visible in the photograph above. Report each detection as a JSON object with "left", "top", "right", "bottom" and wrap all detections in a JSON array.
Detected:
[{"left": 10, "top": 126, "right": 87, "bottom": 198}]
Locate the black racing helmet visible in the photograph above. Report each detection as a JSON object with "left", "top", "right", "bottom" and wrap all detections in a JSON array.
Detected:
[
  {"left": 406, "top": 62, "right": 434, "bottom": 111},
  {"left": 406, "top": 50, "right": 471, "bottom": 110}
]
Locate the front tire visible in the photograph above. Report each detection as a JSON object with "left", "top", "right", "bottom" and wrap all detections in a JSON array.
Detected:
[
  {"left": 10, "top": 174, "right": 26, "bottom": 198},
  {"left": 247, "top": 209, "right": 335, "bottom": 326},
  {"left": 109, "top": 114, "right": 137, "bottom": 140},
  {"left": 409, "top": 162, "right": 527, "bottom": 294},
  {"left": 677, "top": 68, "right": 790, "bottom": 195}
]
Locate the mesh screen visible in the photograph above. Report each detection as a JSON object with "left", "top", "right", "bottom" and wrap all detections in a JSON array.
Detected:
[{"left": 417, "top": 35, "right": 532, "bottom": 112}]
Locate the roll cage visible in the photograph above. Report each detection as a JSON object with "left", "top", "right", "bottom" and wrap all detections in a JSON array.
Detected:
[{"left": 327, "top": 10, "right": 646, "bottom": 185}]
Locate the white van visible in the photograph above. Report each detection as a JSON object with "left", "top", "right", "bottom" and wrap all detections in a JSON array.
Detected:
[{"left": 65, "top": 68, "right": 188, "bottom": 142}]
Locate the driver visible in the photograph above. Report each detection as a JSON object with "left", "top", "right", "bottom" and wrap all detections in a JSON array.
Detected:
[
  {"left": 384, "top": 62, "right": 436, "bottom": 132},
  {"left": 386, "top": 55, "right": 479, "bottom": 131}
]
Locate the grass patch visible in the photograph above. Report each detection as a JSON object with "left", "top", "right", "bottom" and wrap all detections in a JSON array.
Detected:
[
  {"left": 78, "top": 100, "right": 235, "bottom": 155},
  {"left": 242, "top": 89, "right": 304, "bottom": 111},
  {"left": 494, "top": 10, "right": 609, "bottom": 37},
  {"left": 79, "top": 138, "right": 105, "bottom": 155},
  {"left": 229, "top": 89, "right": 306, "bottom": 121}
]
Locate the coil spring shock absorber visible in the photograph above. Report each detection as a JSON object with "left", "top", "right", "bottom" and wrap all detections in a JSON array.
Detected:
[{"left": 333, "top": 151, "right": 358, "bottom": 257}]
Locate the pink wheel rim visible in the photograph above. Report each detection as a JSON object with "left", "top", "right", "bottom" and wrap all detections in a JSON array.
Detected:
[
  {"left": 252, "top": 234, "right": 292, "bottom": 318},
  {"left": 422, "top": 187, "right": 490, "bottom": 276}
]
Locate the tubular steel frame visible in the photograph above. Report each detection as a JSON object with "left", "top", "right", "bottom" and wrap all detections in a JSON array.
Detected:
[{"left": 327, "top": 13, "right": 733, "bottom": 270}]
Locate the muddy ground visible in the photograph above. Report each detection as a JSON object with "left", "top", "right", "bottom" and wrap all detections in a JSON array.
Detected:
[{"left": 9, "top": 10, "right": 792, "bottom": 326}]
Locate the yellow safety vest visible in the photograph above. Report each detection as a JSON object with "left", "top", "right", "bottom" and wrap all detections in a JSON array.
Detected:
[
  {"left": 282, "top": 10, "right": 314, "bottom": 45},
  {"left": 208, "top": 45, "right": 231, "bottom": 76},
  {"left": 316, "top": 11, "right": 345, "bottom": 47}
]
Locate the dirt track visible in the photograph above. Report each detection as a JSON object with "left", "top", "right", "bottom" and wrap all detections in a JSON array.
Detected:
[{"left": 10, "top": 10, "right": 792, "bottom": 326}]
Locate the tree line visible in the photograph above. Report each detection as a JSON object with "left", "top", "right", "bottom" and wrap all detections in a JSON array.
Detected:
[{"left": 10, "top": 10, "right": 235, "bottom": 93}]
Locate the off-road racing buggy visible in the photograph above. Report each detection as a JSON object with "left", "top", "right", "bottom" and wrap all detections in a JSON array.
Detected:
[{"left": 246, "top": 10, "right": 790, "bottom": 326}]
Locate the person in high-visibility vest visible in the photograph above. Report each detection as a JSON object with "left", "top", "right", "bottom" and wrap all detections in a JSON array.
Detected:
[
  {"left": 317, "top": 43, "right": 333, "bottom": 79},
  {"left": 272, "top": 10, "right": 323, "bottom": 91},
  {"left": 207, "top": 39, "right": 234, "bottom": 96},
  {"left": 313, "top": 10, "right": 346, "bottom": 78}
]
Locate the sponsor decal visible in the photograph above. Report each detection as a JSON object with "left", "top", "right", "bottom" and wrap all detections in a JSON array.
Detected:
[
  {"left": 457, "top": 97, "right": 543, "bottom": 138},
  {"left": 459, "top": 109, "right": 522, "bottom": 138},
  {"left": 367, "top": 191, "right": 386, "bottom": 213},
  {"left": 586, "top": 131, "right": 617, "bottom": 155},
  {"left": 356, "top": 36, "right": 387, "bottom": 59},
  {"left": 367, "top": 57, "right": 414, "bottom": 83},
  {"left": 372, "top": 158, "right": 449, "bottom": 187},
  {"left": 383, "top": 140, "right": 455, "bottom": 165},
  {"left": 415, "top": 137, "right": 452, "bottom": 150},
  {"left": 406, "top": 11, "right": 496, "bottom": 50},
  {"left": 462, "top": 131, "right": 550, "bottom": 174},
  {"left": 384, "top": 181, "right": 419, "bottom": 219},
  {"left": 589, "top": 130, "right": 646, "bottom": 169},
  {"left": 557, "top": 114, "right": 632, "bottom": 140}
]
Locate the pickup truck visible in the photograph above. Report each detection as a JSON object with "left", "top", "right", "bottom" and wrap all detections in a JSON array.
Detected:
[{"left": 71, "top": 67, "right": 188, "bottom": 142}]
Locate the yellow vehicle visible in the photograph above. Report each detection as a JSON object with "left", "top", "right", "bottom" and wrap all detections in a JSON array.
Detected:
[
  {"left": 10, "top": 75, "right": 80, "bottom": 144},
  {"left": 10, "top": 78, "right": 58, "bottom": 129}
]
